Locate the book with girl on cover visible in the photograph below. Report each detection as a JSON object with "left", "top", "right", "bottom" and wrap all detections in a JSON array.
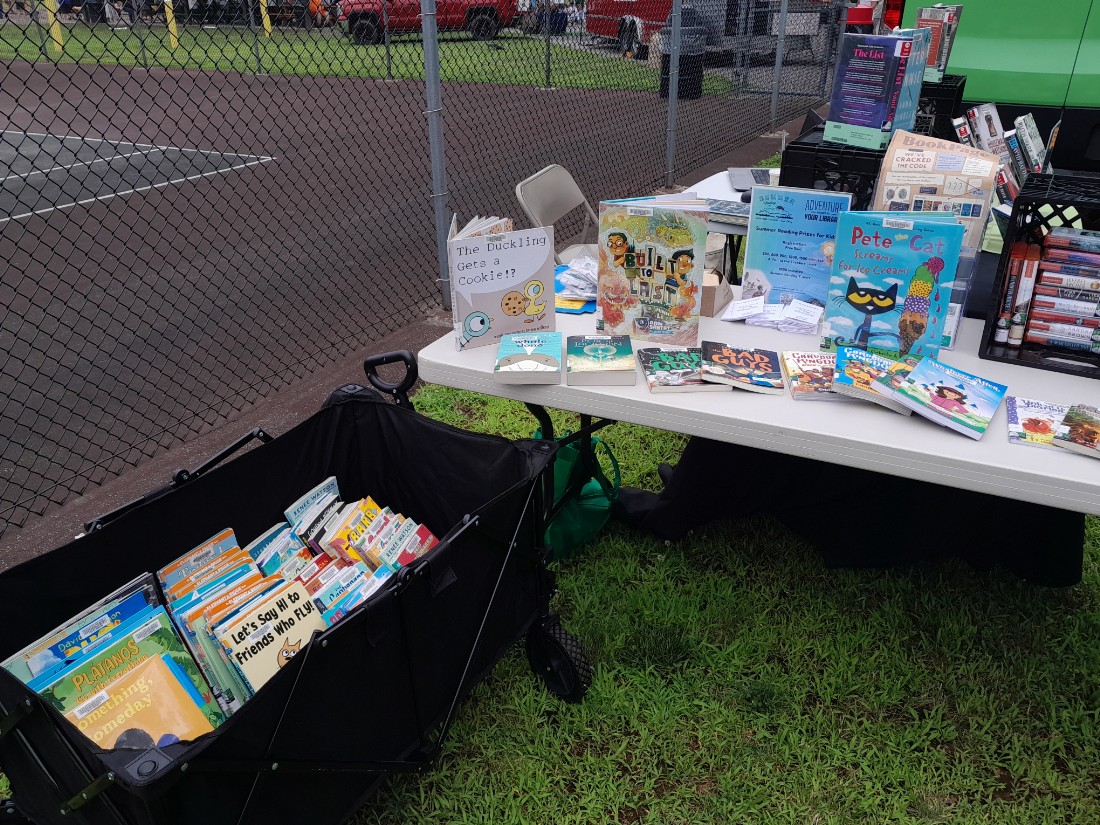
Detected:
[{"left": 893, "top": 357, "right": 1008, "bottom": 440}]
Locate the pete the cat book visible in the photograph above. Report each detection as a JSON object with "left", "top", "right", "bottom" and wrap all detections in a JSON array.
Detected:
[{"left": 822, "top": 212, "right": 963, "bottom": 360}]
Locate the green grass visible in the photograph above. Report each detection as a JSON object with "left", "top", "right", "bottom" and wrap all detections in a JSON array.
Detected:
[
  {"left": 0, "top": 24, "right": 732, "bottom": 93},
  {"left": 355, "top": 384, "right": 1100, "bottom": 824}
]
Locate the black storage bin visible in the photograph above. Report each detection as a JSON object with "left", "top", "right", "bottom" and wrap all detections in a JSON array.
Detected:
[
  {"left": 978, "top": 173, "right": 1100, "bottom": 379},
  {"left": 778, "top": 124, "right": 885, "bottom": 209},
  {"left": 658, "top": 23, "right": 707, "bottom": 100},
  {"left": 917, "top": 73, "right": 967, "bottom": 141},
  {"left": 0, "top": 384, "right": 586, "bottom": 825}
]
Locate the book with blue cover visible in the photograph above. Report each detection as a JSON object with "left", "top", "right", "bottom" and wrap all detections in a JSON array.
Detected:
[
  {"left": 493, "top": 331, "right": 563, "bottom": 384},
  {"left": 832, "top": 346, "right": 912, "bottom": 415},
  {"left": 740, "top": 186, "right": 852, "bottom": 333},
  {"left": 893, "top": 357, "right": 1008, "bottom": 440},
  {"left": 821, "top": 211, "right": 963, "bottom": 360}
]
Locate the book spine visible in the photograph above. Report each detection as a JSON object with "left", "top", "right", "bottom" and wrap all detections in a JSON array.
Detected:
[
  {"left": 999, "top": 241, "right": 1027, "bottom": 317},
  {"left": 1034, "top": 284, "right": 1100, "bottom": 302},
  {"left": 1030, "top": 295, "right": 1100, "bottom": 317},
  {"left": 1030, "top": 308, "right": 1100, "bottom": 328},
  {"left": 1007, "top": 245, "right": 1040, "bottom": 346},
  {"left": 1043, "top": 236, "right": 1100, "bottom": 255},
  {"left": 1024, "top": 331, "right": 1100, "bottom": 353},
  {"left": 1039, "top": 271, "right": 1100, "bottom": 290},
  {"left": 1013, "top": 115, "right": 1044, "bottom": 173},
  {"left": 1025, "top": 320, "right": 1100, "bottom": 341},
  {"left": 1045, "top": 119, "right": 1061, "bottom": 172},
  {"left": 951, "top": 116, "right": 975, "bottom": 147},
  {"left": 1045, "top": 247, "right": 1100, "bottom": 266},
  {"left": 1003, "top": 130, "right": 1030, "bottom": 183},
  {"left": 965, "top": 107, "right": 985, "bottom": 151},
  {"left": 994, "top": 167, "right": 1015, "bottom": 206},
  {"left": 887, "top": 41, "right": 910, "bottom": 127}
]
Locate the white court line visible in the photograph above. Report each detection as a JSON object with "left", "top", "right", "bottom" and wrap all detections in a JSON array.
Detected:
[
  {"left": 1, "top": 129, "right": 274, "bottom": 160},
  {"left": 0, "top": 156, "right": 276, "bottom": 226},
  {"left": 1, "top": 146, "right": 165, "bottom": 184}
]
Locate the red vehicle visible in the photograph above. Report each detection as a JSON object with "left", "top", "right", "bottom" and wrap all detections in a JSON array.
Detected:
[{"left": 341, "top": 0, "right": 518, "bottom": 43}]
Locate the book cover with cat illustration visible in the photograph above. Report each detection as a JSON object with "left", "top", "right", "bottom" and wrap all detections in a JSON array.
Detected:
[
  {"left": 821, "top": 212, "right": 963, "bottom": 360},
  {"left": 596, "top": 198, "right": 709, "bottom": 347},
  {"left": 893, "top": 357, "right": 1008, "bottom": 440}
]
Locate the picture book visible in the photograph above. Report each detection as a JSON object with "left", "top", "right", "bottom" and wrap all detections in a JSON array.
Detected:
[
  {"left": 35, "top": 607, "right": 224, "bottom": 732},
  {"left": 493, "top": 331, "right": 563, "bottom": 384},
  {"left": 699, "top": 342, "right": 784, "bottom": 394},
  {"left": 3, "top": 573, "right": 159, "bottom": 684},
  {"left": 893, "top": 357, "right": 1009, "bottom": 439},
  {"left": 779, "top": 351, "right": 843, "bottom": 400},
  {"left": 1006, "top": 396, "right": 1070, "bottom": 451},
  {"left": 215, "top": 581, "right": 326, "bottom": 694},
  {"left": 63, "top": 653, "right": 216, "bottom": 749},
  {"left": 565, "top": 335, "right": 637, "bottom": 386},
  {"left": 821, "top": 211, "right": 963, "bottom": 360},
  {"left": 1052, "top": 404, "right": 1100, "bottom": 460},
  {"left": 448, "top": 219, "right": 554, "bottom": 351},
  {"left": 636, "top": 347, "right": 727, "bottom": 393},
  {"left": 740, "top": 187, "right": 852, "bottom": 332},
  {"left": 596, "top": 198, "right": 709, "bottom": 346},
  {"left": 823, "top": 29, "right": 931, "bottom": 150},
  {"left": 832, "top": 346, "right": 912, "bottom": 415}
]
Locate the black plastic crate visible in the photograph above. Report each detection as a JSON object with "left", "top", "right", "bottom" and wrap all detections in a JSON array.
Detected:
[
  {"left": 979, "top": 173, "right": 1100, "bottom": 379},
  {"left": 778, "top": 125, "right": 885, "bottom": 210},
  {"left": 918, "top": 73, "right": 967, "bottom": 141}
]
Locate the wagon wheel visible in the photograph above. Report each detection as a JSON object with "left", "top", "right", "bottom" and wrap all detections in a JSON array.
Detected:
[{"left": 525, "top": 617, "right": 592, "bottom": 703}]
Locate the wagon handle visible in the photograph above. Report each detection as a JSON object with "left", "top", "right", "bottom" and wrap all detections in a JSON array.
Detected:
[{"left": 363, "top": 350, "right": 418, "bottom": 407}]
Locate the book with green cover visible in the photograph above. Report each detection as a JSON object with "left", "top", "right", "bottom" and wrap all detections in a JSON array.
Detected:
[{"left": 566, "top": 335, "right": 636, "bottom": 386}]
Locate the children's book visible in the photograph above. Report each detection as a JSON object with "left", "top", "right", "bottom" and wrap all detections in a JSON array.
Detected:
[
  {"left": 636, "top": 347, "right": 727, "bottom": 393},
  {"left": 893, "top": 357, "right": 1008, "bottom": 439},
  {"left": 740, "top": 187, "right": 852, "bottom": 332},
  {"left": 35, "top": 607, "right": 224, "bottom": 732},
  {"left": 872, "top": 353, "right": 921, "bottom": 405},
  {"left": 596, "top": 198, "right": 709, "bottom": 347},
  {"left": 284, "top": 477, "right": 340, "bottom": 530},
  {"left": 493, "top": 331, "right": 563, "bottom": 384},
  {"left": 1006, "top": 396, "right": 1070, "bottom": 451},
  {"left": 448, "top": 217, "right": 555, "bottom": 351},
  {"left": 832, "top": 346, "right": 912, "bottom": 415},
  {"left": 822, "top": 211, "right": 963, "bottom": 360},
  {"left": 565, "top": 335, "right": 636, "bottom": 386},
  {"left": 1052, "top": 404, "right": 1100, "bottom": 460},
  {"left": 699, "top": 342, "right": 784, "bottom": 394},
  {"left": 823, "top": 29, "right": 932, "bottom": 150},
  {"left": 779, "top": 351, "right": 844, "bottom": 400},
  {"left": 158, "top": 529, "right": 238, "bottom": 594},
  {"left": 215, "top": 581, "right": 327, "bottom": 694},
  {"left": 63, "top": 653, "right": 215, "bottom": 749}
]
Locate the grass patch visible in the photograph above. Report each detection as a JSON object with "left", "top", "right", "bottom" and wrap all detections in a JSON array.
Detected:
[
  {"left": 353, "top": 383, "right": 1100, "bottom": 824},
  {"left": 0, "top": 24, "right": 732, "bottom": 93}
]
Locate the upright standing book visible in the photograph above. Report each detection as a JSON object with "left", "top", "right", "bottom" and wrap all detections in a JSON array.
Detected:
[
  {"left": 493, "top": 331, "right": 563, "bottom": 384},
  {"left": 699, "top": 342, "right": 784, "bottom": 394},
  {"left": 565, "top": 335, "right": 637, "bottom": 386},
  {"left": 740, "top": 187, "right": 852, "bottom": 333},
  {"left": 447, "top": 216, "right": 555, "bottom": 351},
  {"left": 893, "top": 357, "right": 1008, "bottom": 440},
  {"left": 596, "top": 197, "right": 709, "bottom": 347},
  {"left": 822, "top": 211, "right": 963, "bottom": 360}
]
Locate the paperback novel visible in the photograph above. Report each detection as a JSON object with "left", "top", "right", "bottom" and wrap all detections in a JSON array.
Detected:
[
  {"left": 893, "top": 357, "right": 1008, "bottom": 440},
  {"left": 636, "top": 347, "right": 727, "bottom": 393},
  {"left": 566, "top": 335, "right": 637, "bottom": 386},
  {"left": 1006, "top": 396, "right": 1070, "bottom": 451},
  {"left": 832, "top": 346, "right": 912, "bottom": 415},
  {"left": 699, "top": 342, "right": 784, "bottom": 394},
  {"left": 1052, "top": 404, "right": 1100, "bottom": 459},
  {"left": 779, "top": 351, "right": 843, "bottom": 400}
]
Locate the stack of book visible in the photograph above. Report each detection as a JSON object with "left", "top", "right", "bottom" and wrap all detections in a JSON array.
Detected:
[
  {"left": 1022, "top": 227, "right": 1100, "bottom": 354},
  {"left": 2, "top": 478, "right": 441, "bottom": 748}
]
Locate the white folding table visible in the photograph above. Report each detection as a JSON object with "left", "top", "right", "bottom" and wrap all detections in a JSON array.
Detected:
[{"left": 418, "top": 311, "right": 1100, "bottom": 516}]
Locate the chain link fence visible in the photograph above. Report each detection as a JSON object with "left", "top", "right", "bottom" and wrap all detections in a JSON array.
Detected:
[{"left": 0, "top": 0, "right": 845, "bottom": 537}]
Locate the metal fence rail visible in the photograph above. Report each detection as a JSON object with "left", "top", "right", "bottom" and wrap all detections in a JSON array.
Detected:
[{"left": 0, "top": 0, "right": 844, "bottom": 537}]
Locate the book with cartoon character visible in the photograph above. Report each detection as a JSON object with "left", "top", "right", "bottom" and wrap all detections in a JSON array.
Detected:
[
  {"left": 822, "top": 211, "right": 963, "bottom": 360},
  {"left": 832, "top": 346, "right": 912, "bottom": 415},
  {"left": 636, "top": 347, "right": 727, "bottom": 393},
  {"left": 493, "top": 331, "right": 562, "bottom": 384},
  {"left": 447, "top": 215, "right": 555, "bottom": 352},
  {"left": 699, "top": 342, "right": 784, "bottom": 394},
  {"left": 779, "top": 351, "right": 845, "bottom": 401},
  {"left": 740, "top": 187, "right": 852, "bottom": 333},
  {"left": 893, "top": 357, "right": 1008, "bottom": 440},
  {"left": 596, "top": 198, "right": 709, "bottom": 347},
  {"left": 1052, "top": 404, "right": 1100, "bottom": 460}
]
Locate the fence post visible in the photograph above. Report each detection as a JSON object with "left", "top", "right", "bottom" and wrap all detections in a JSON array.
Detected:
[
  {"left": 542, "top": 0, "right": 552, "bottom": 89},
  {"left": 41, "top": 0, "right": 64, "bottom": 56},
  {"left": 768, "top": 0, "right": 789, "bottom": 131},
  {"left": 421, "top": 0, "right": 451, "bottom": 310},
  {"left": 259, "top": 0, "right": 273, "bottom": 37},
  {"left": 164, "top": 0, "right": 179, "bottom": 49},
  {"left": 664, "top": 0, "right": 681, "bottom": 186},
  {"left": 382, "top": 0, "right": 392, "bottom": 79}
]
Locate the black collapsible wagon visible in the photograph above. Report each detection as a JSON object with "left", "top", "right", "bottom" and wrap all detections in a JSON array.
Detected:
[{"left": 0, "top": 354, "right": 591, "bottom": 825}]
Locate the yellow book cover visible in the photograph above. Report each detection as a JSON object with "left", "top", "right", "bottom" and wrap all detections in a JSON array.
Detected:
[
  {"left": 325, "top": 497, "right": 382, "bottom": 564},
  {"left": 64, "top": 653, "right": 215, "bottom": 749}
]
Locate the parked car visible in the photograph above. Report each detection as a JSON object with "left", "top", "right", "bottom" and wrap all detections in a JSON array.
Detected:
[{"left": 341, "top": 0, "right": 518, "bottom": 44}]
